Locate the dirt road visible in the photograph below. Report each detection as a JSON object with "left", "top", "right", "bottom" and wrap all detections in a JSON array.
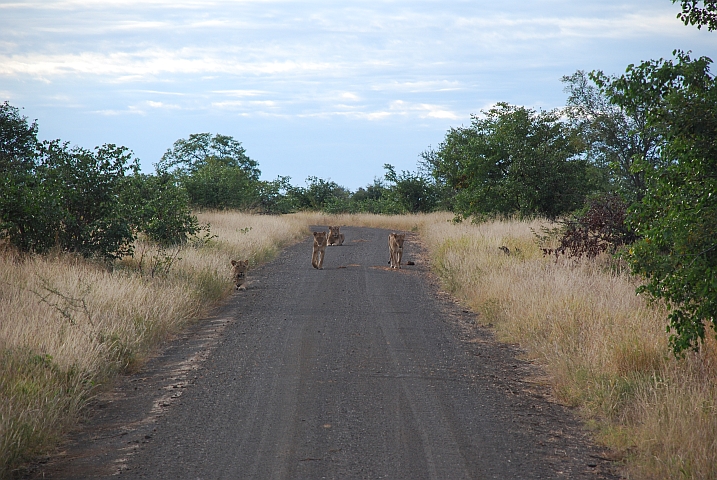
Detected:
[{"left": 30, "top": 226, "right": 619, "bottom": 479}]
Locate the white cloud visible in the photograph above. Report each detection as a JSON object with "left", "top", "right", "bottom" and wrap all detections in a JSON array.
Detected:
[
  {"left": 146, "top": 100, "right": 180, "bottom": 109},
  {"left": 0, "top": 0, "right": 223, "bottom": 9},
  {"left": 211, "top": 100, "right": 245, "bottom": 108},
  {"left": 295, "top": 100, "right": 461, "bottom": 121},
  {"left": 212, "top": 90, "right": 267, "bottom": 97},
  {"left": 372, "top": 80, "right": 463, "bottom": 93},
  {"left": 384, "top": 100, "right": 460, "bottom": 120},
  {"left": 132, "top": 90, "right": 189, "bottom": 96},
  {"left": 93, "top": 106, "right": 146, "bottom": 116},
  {"left": 452, "top": 11, "right": 683, "bottom": 39},
  {"left": 0, "top": 50, "right": 340, "bottom": 80}
]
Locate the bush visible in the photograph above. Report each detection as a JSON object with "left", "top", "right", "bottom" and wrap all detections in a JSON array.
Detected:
[
  {"left": 34, "top": 142, "right": 137, "bottom": 260},
  {"left": 1, "top": 102, "right": 203, "bottom": 259},
  {"left": 537, "top": 193, "right": 635, "bottom": 259},
  {"left": 118, "top": 173, "right": 200, "bottom": 245},
  {"left": 182, "top": 160, "right": 259, "bottom": 210}
]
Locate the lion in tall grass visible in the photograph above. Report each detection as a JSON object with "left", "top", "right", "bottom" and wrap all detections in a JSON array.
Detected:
[{"left": 231, "top": 259, "right": 249, "bottom": 290}]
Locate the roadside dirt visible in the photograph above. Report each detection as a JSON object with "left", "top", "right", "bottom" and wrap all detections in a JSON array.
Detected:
[{"left": 25, "top": 226, "right": 622, "bottom": 479}]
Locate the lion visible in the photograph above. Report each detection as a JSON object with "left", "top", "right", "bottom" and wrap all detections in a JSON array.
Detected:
[
  {"left": 230, "top": 259, "right": 249, "bottom": 290},
  {"left": 498, "top": 245, "right": 521, "bottom": 256},
  {"left": 327, "top": 225, "right": 345, "bottom": 246},
  {"left": 312, "top": 231, "right": 327, "bottom": 269},
  {"left": 388, "top": 233, "right": 405, "bottom": 269}
]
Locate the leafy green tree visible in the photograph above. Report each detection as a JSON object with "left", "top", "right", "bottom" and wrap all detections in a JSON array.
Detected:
[
  {"left": 562, "top": 70, "right": 660, "bottom": 202},
  {"left": 0, "top": 102, "right": 43, "bottom": 251},
  {"left": 157, "top": 133, "right": 260, "bottom": 179},
  {"left": 4, "top": 133, "right": 135, "bottom": 258},
  {"left": 36, "top": 142, "right": 137, "bottom": 259},
  {"left": 182, "top": 158, "right": 260, "bottom": 209},
  {"left": 419, "top": 148, "right": 457, "bottom": 211},
  {"left": 0, "top": 102, "right": 37, "bottom": 173},
  {"left": 158, "top": 133, "right": 261, "bottom": 210},
  {"left": 118, "top": 172, "right": 199, "bottom": 245},
  {"left": 288, "top": 176, "right": 349, "bottom": 211},
  {"left": 607, "top": 51, "right": 717, "bottom": 354},
  {"left": 344, "top": 179, "right": 402, "bottom": 214},
  {"left": 256, "top": 176, "right": 295, "bottom": 214},
  {"left": 383, "top": 164, "right": 438, "bottom": 213},
  {"left": 426, "top": 103, "right": 597, "bottom": 220},
  {"left": 351, "top": 178, "right": 387, "bottom": 203},
  {"left": 2, "top": 102, "right": 203, "bottom": 259},
  {"left": 673, "top": 0, "right": 717, "bottom": 30}
]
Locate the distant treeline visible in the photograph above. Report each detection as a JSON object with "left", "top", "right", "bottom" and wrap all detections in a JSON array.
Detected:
[{"left": 1, "top": 49, "right": 715, "bottom": 354}]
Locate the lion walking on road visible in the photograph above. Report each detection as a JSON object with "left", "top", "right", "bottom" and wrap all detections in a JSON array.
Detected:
[
  {"left": 388, "top": 233, "right": 405, "bottom": 269},
  {"left": 312, "top": 231, "right": 328, "bottom": 269}
]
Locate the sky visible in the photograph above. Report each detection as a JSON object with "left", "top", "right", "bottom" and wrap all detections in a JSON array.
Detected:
[{"left": 1, "top": 1, "right": 714, "bottom": 191}]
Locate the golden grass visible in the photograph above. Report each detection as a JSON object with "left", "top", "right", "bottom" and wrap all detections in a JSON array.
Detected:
[
  {"left": 417, "top": 217, "right": 717, "bottom": 480},
  {"left": 0, "top": 211, "right": 308, "bottom": 478},
  {"left": 2, "top": 211, "right": 715, "bottom": 479},
  {"left": 286, "top": 210, "right": 454, "bottom": 232}
]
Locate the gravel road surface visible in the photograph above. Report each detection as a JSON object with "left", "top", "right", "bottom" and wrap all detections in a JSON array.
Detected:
[{"left": 29, "top": 226, "right": 620, "bottom": 479}]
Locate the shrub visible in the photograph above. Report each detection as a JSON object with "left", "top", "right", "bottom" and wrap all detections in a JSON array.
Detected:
[{"left": 537, "top": 193, "right": 635, "bottom": 259}]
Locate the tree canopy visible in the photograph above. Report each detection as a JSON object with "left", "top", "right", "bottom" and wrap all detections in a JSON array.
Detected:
[
  {"left": 0, "top": 103, "right": 202, "bottom": 259},
  {"left": 157, "top": 132, "right": 260, "bottom": 181},
  {"left": 382, "top": 164, "right": 438, "bottom": 214},
  {"left": 673, "top": 0, "right": 717, "bottom": 30},
  {"left": 613, "top": 51, "right": 717, "bottom": 354},
  {"left": 425, "top": 103, "right": 598, "bottom": 220},
  {"left": 562, "top": 70, "right": 661, "bottom": 203},
  {"left": 157, "top": 133, "right": 262, "bottom": 210}
]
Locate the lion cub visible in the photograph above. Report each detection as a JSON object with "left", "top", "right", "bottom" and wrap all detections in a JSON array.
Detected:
[
  {"left": 312, "top": 231, "right": 328, "bottom": 269},
  {"left": 327, "top": 225, "right": 345, "bottom": 246},
  {"left": 388, "top": 233, "right": 406, "bottom": 269},
  {"left": 230, "top": 259, "right": 249, "bottom": 290}
]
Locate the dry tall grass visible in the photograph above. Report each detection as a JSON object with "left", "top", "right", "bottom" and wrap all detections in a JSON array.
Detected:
[
  {"left": 418, "top": 218, "right": 717, "bottom": 480},
  {"left": 286, "top": 211, "right": 454, "bottom": 232},
  {"left": 0, "top": 212, "right": 308, "bottom": 478}
]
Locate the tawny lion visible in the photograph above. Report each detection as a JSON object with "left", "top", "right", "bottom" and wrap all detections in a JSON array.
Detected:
[
  {"left": 312, "top": 231, "right": 327, "bottom": 269},
  {"left": 388, "top": 233, "right": 405, "bottom": 269},
  {"left": 230, "top": 259, "right": 249, "bottom": 290},
  {"left": 327, "top": 225, "right": 345, "bottom": 246}
]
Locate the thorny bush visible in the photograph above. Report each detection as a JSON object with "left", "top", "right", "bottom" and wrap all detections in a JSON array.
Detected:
[{"left": 536, "top": 193, "right": 636, "bottom": 260}]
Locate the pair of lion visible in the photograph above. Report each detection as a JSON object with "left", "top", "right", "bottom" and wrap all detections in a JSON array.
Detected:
[{"left": 312, "top": 226, "right": 344, "bottom": 269}]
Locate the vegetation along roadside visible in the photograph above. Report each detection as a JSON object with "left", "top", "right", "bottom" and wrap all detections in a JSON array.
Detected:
[
  {"left": 2, "top": 2, "right": 715, "bottom": 477},
  {"left": 0, "top": 212, "right": 309, "bottom": 478}
]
